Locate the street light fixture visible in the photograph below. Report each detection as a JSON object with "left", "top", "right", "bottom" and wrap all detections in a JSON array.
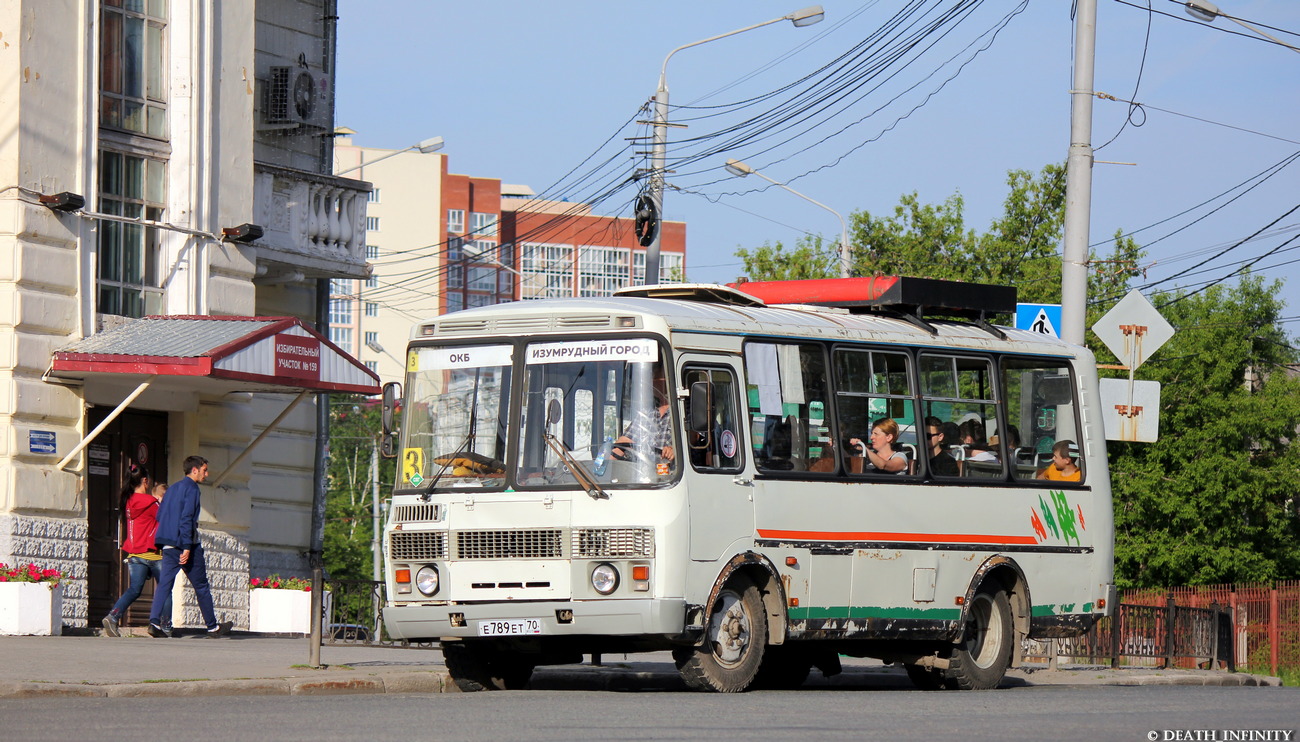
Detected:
[
  {"left": 335, "top": 136, "right": 446, "bottom": 176},
  {"left": 724, "top": 158, "right": 850, "bottom": 278},
  {"left": 1183, "top": 1, "right": 1300, "bottom": 53},
  {"left": 643, "top": 6, "right": 824, "bottom": 286}
]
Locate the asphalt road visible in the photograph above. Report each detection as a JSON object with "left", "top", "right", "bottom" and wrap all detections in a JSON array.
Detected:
[{"left": 4, "top": 685, "right": 1297, "bottom": 741}]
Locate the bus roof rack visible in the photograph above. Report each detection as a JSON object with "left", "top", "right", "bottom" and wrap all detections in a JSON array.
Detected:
[
  {"left": 727, "top": 276, "right": 1016, "bottom": 338},
  {"left": 613, "top": 283, "right": 766, "bottom": 307}
]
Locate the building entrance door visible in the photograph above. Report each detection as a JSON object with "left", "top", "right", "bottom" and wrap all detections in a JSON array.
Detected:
[{"left": 85, "top": 409, "right": 168, "bottom": 629}]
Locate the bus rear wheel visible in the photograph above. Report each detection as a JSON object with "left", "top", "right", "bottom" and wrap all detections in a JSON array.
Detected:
[
  {"left": 675, "top": 576, "right": 767, "bottom": 692},
  {"left": 441, "top": 640, "right": 535, "bottom": 692},
  {"left": 945, "top": 585, "right": 1013, "bottom": 690}
]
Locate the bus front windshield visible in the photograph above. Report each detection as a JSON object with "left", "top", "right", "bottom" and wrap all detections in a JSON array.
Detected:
[
  {"left": 516, "top": 338, "right": 675, "bottom": 489},
  {"left": 400, "top": 344, "right": 512, "bottom": 490}
]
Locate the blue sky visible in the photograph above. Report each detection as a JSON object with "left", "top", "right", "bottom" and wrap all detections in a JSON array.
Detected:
[{"left": 336, "top": 1, "right": 1300, "bottom": 317}]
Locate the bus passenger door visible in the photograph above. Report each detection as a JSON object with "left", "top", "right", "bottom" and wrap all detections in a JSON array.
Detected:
[{"left": 680, "top": 358, "right": 755, "bottom": 562}]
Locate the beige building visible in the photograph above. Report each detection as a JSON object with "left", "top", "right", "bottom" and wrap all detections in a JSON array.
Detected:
[{"left": 0, "top": 0, "right": 373, "bottom": 630}]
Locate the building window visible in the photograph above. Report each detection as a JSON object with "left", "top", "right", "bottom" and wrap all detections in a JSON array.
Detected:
[
  {"left": 366, "top": 245, "right": 379, "bottom": 260},
  {"left": 366, "top": 275, "right": 378, "bottom": 288},
  {"left": 446, "top": 293, "right": 464, "bottom": 313},
  {"left": 329, "top": 298, "right": 352, "bottom": 326},
  {"left": 330, "top": 326, "right": 353, "bottom": 351},
  {"left": 471, "top": 239, "right": 495, "bottom": 258},
  {"left": 368, "top": 188, "right": 380, "bottom": 203},
  {"left": 100, "top": 0, "right": 167, "bottom": 138},
  {"left": 366, "top": 216, "right": 380, "bottom": 231},
  {"left": 447, "top": 209, "right": 465, "bottom": 234},
  {"left": 364, "top": 331, "right": 378, "bottom": 346},
  {"left": 521, "top": 243, "right": 573, "bottom": 300},
  {"left": 578, "top": 246, "right": 630, "bottom": 297},
  {"left": 97, "top": 150, "right": 166, "bottom": 318},
  {"left": 447, "top": 265, "right": 464, "bottom": 289},
  {"left": 330, "top": 278, "right": 353, "bottom": 296},
  {"left": 497, "top": 270, "right": 514, "bottom": 295},
  {"left": 633, "top": 250, "right": 685, "bottom": 284},
  {"left": 468, "top": 266, "right": 495, "bottom": 292},
  {"left": 364, "top": 360, "right": 378, "bottom": 372},
  {"left": 365, "top": 302, "right": 378, "bottom": 317},
  {"left": 470, "top": 212, "right": 497, "bottom": 237}
]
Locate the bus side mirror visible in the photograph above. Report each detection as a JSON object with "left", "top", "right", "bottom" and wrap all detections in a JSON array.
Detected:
[
  {"left": 689, "top": 381, "right": 712, "bottom": 434},
  {"left": 381, "top": 382, "right": 401, "bottom": 434},
  {"left": 380, "top": 382, "right": 401, "bottom": 459}
]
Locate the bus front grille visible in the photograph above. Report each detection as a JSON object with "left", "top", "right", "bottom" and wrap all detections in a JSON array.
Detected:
[
  {"left": 572, "top": 528, "right": 655, "bottom": 558},
  {"left": 456, "top": 529, "right": 565, "bottom": 559},
  {"left": 389, "top": 531, "right": 448, "bottom": 561},
  {"left": 393, "top": 504, "right": 441, "bottom": 523}
]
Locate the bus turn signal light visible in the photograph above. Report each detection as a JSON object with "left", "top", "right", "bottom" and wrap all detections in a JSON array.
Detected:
[{"left": 632, "top": 566, "right": 649, "bottom": 581}]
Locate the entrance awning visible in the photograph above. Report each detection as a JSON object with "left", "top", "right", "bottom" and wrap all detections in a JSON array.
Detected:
[
  {"left": 49, "top": 315, "right": 380, "bottom": 396},
  {"left": 47, "top": 316, "right": 381, "bottom": 474}
]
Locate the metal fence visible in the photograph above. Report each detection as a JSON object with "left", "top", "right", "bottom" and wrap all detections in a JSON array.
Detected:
[{"left": 1023, "top": 600, "right": 1234, "bottom": 670}]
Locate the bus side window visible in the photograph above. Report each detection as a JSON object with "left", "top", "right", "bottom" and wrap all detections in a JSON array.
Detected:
[
  {"left": 744, "top": 342, "right": 828, "bottom": 473},
  {"left": 920, "top": 353, "right": 1002, "bottom": 479},
  {"left": 1001, "top": 357, "right": 1083, "bottom": 482},
  {"left": 683, "top": 366, "right": 743, "bottom": 473},
  {"left": 834, "top": 348, "right": 916, "bottom": 477}
]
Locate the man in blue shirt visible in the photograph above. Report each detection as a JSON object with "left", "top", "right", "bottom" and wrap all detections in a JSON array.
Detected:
[{"left": 148, "top": 455, "right": 232, "bottom": 637}]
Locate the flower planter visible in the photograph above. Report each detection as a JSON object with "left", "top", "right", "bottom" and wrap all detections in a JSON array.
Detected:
[
  {"left": 249, "top": 588, "right": 331, "bottom": 634},
  {"left": 0, "top": 582, "right": 63, "bottom": 636}
]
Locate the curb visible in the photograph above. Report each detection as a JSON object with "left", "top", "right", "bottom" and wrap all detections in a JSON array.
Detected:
[{"left": 0, "top": 668, "right": 1280, "bottom": 698}]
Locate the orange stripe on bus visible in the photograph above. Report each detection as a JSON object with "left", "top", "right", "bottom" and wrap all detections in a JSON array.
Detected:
[{"left": 756, "top": 529, "right": 1039, "bottom": 545}]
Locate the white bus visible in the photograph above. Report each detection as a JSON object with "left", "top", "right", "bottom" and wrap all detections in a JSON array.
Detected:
[{"left": 379, "top": 277, "right": 1114, "bottom": 692}]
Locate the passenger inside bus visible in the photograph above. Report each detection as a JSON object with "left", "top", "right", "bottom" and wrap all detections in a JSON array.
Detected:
[
  {"left": 848, "top": 418, "right": 908, "bottom": 474},
  {"left": 959, "top": 419, "right": 998, "bottom": 462},
  {"left": 1036, "top": 440, "right": 1081, "bottom": 482},
  {"left": 612, "top": 366, "right": 675, "bottom": 465},
  {"left": 925, "top": 416, "right": 960, "bottom": 477}
]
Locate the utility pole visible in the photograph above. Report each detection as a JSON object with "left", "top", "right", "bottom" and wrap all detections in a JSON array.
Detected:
[
  {"left": 371, "top": 440, "right": 381, "bottom": 582},
  {"left": 1061, "top": 0, "right": 1097, "bottom": 346}
]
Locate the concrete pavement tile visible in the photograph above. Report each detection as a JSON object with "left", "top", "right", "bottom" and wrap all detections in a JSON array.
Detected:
[{"left": 290, "top": 676, "right": 386, "bottom": 695}]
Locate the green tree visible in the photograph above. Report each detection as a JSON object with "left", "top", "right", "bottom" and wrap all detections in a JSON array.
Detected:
[
  {"left": 1104, "top": 276, "right": 1300, "bottom": 588},
  {"left": 324, "top": 397, "right": 396, "bottom": 582},
  {"left": 737, "top": 163, "right": 1143, "bottom": 305}
]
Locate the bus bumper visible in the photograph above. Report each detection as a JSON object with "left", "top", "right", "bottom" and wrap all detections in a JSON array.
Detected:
[{"left": 384, "top": 598, "right": 687, "bottom": 642}]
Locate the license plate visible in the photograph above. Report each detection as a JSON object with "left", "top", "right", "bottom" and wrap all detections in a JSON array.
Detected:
[{"left": 477, "top": 619, "right": 543, "bottom": 636}]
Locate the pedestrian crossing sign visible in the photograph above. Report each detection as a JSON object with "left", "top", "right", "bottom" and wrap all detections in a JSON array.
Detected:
[{"left": 1015, "top": 303, "right": 1062, "bottom": 338}]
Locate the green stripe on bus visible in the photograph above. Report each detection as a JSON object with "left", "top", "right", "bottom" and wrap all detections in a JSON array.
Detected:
[{"left": 789, "top": 606, "right": 962, "bottom": 621}]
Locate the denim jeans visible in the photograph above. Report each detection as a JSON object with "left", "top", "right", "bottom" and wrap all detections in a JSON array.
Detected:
[
  {"left": 111, "top": 555, "right": 172, "bottom": 627},
  {"left": 150, "top": 543, "right": 218, "bottom": 630}
]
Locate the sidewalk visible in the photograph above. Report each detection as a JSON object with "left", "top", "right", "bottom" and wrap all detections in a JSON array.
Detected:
[{"left": 0, "top": 633, "right": 1283, "bottom": 698}]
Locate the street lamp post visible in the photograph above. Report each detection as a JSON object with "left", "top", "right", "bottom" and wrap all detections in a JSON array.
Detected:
[
  {"left": 644, "top": 6, "right": 824, "bottom": 286},
  {"left": 1183, "top": 1, "right": 1300, "bottom": 53},
  {"left": 724, "top": 158, "right": 850, "bottom": 277},
  {"left": 335, "top": 135, "right": 445, "bottom": 177}
]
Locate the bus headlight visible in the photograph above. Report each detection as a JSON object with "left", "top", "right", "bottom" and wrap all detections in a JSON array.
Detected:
[
  {"left": 591, "top": 563, "right": 619, "bottom": 595},
  {"left": 416, "top": 565, "right": 440, "bottom": 596}
]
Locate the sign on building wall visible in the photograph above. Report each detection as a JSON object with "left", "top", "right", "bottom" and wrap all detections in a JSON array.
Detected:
[{"left": 274, "top": 334, "right": 321, "bottom": 381}]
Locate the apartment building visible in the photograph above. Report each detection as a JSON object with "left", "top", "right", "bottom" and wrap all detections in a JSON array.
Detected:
[{"left": 333, "top": 134, "right": 687, "bottom": 383}]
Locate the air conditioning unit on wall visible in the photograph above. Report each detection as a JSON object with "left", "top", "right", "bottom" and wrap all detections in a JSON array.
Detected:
[{"left": 263, "top": 66, "right": 331, "bottom": 130}]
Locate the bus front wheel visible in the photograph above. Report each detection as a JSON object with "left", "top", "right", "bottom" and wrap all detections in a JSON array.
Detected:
[
  {"left": 945, "top": 584, "right": 1013, "bottom": 690},
  {"left": 674, "top": 576, "right": 768, "bottom": 692},
  {"left": 441, "top": 640, "right": 534, "bottom": 692}
]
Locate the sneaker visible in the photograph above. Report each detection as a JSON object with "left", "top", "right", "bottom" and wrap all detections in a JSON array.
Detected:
[
  {"left": 147, "top": 623, "right": 168, "bottom": 638},
  {"left": 162, "top": 625, "right": 174, "bottom": 638},
  {"left": 205, "top": 621, "right": 233, "bottom": 638},
  {"left": 101, "top": 614, "right": 121, "bottom": 638}
]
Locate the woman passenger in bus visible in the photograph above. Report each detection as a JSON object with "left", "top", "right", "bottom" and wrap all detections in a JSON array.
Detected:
[{"left": 849, "top": 418, "right": 908, "bottom": 474}]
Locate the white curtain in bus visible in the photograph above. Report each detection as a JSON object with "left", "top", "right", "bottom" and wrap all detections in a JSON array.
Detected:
[
  {"left": 778, "top": 344, "right": 805, "bottom": 406},
  {"left": 747, "top": 343, "right": 782, "bottom": 416}
]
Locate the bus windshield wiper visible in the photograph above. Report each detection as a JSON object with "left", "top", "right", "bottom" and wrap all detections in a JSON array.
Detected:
[{"left": 542, "top": 399, "right": 607, "bottom": 500}]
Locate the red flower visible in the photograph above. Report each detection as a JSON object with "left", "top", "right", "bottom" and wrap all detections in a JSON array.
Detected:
[
  {"left": 271, "top": 581, "right": 281, "bottom": 589},
  {"left": 304, "top": 586, "right": 311, "bottom": 592},
  {"left": 250, "top": 577, "right": 262, "bottom": 587}
]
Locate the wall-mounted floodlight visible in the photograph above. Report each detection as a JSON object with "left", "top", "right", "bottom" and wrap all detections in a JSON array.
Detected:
[
  {"left": 39, "top": 191, "right": 86, "bottom": 212},
  {"left": 222, "top": 223, "right": 265, "bottom": 243}
]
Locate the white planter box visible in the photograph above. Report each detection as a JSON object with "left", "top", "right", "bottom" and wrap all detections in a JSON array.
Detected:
[
  {"left": 249, "top": 588, "right": 331, "bottom": 634},
  {"left": 0, "top": 582, "right": 63, "bottom": 636}
]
